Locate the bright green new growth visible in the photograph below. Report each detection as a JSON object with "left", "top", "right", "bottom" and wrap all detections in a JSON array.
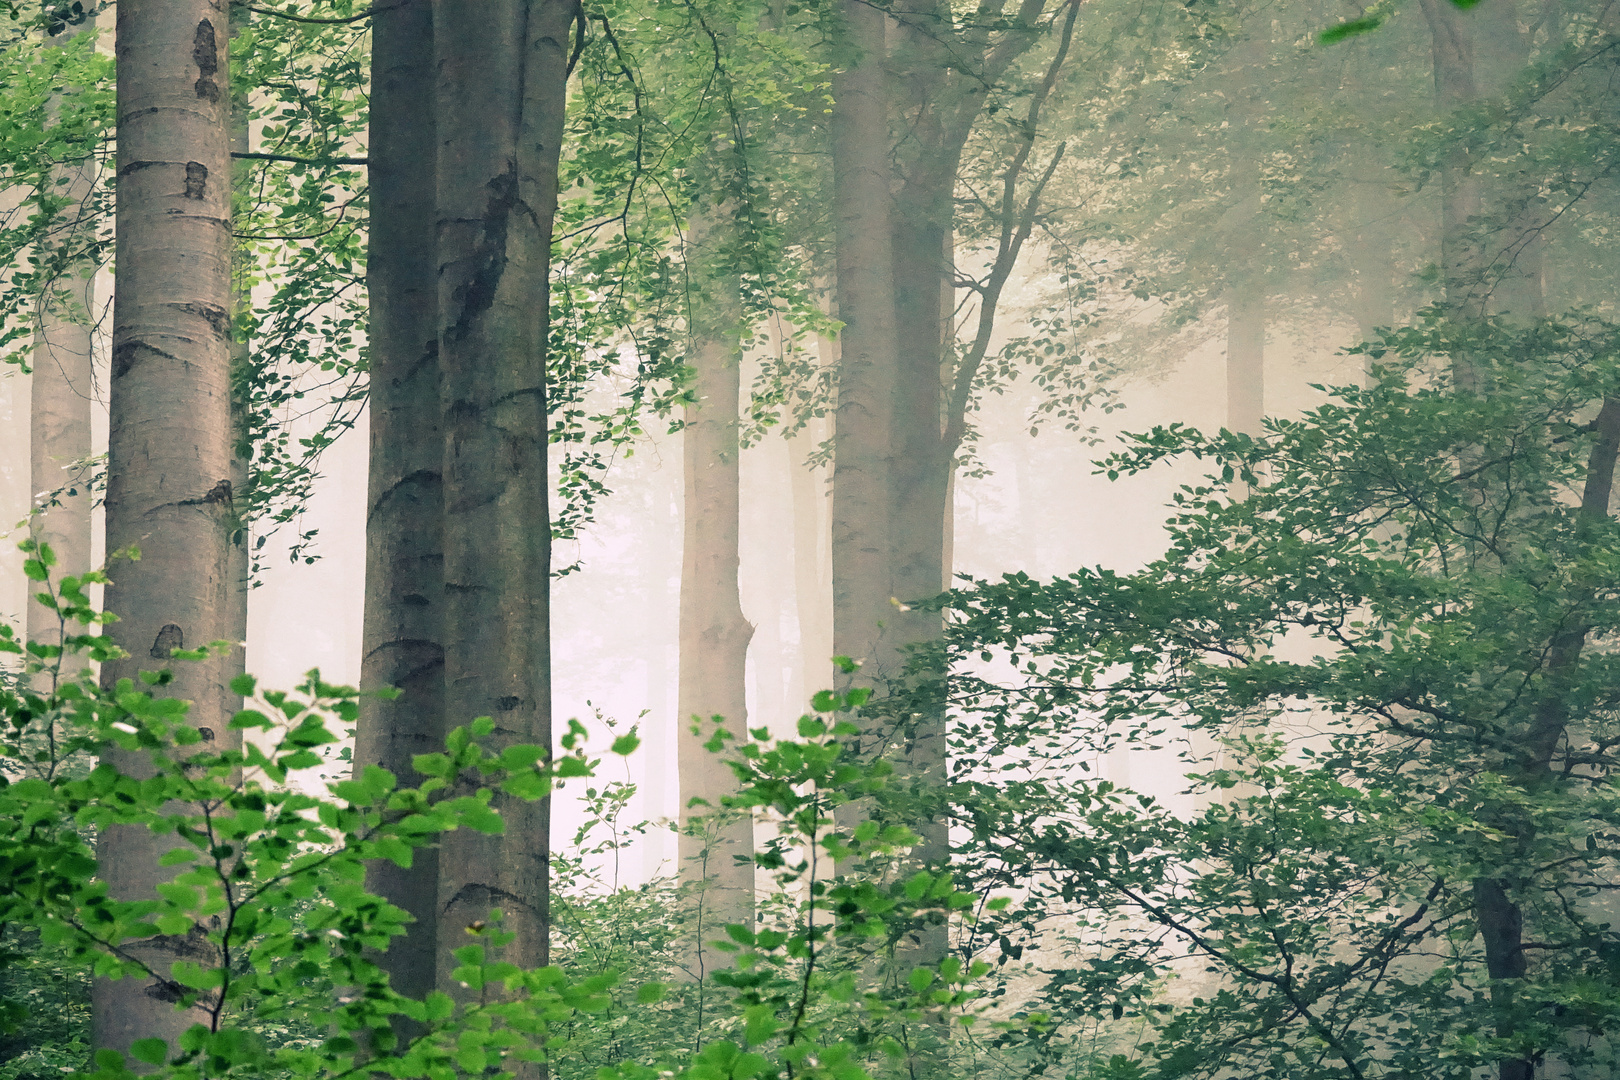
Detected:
[{"left": 0, "top": 550, "right": 1011, "bottom": 1080}]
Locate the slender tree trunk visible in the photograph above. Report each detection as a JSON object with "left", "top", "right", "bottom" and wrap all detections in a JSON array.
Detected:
[
  {"left": 788, "top": 419, "right": 831, "bottom": 710},
  {"left": 1475, "top": 1, "right": 1545, "bottom": 321},
  {"left": 357, "top": 0, "right": 442, "bottom": 1031},
  {"left": 94, "top": 0, "right": 236, "bottom": 1058},
  {"left": 28, "top": 10, "right": 97, "bottom": 665},
  {"left": 1225, "top": 282, "right": 1264, "bottom": 437},
  {"left": 1347, "top": 185, "right": 1394, "bottom": 349},
  {"left": 226, "top": 0, "right": 250, "bottom": 722},
  {"left": 677, "top": 206, "right": 755, "bottom": 977},
  {"left": 1419, "top": 0, "right": 1482, "bottom": 328},
  {"left": 433, "top": 0, "right": 573, "bottom": 1022}
]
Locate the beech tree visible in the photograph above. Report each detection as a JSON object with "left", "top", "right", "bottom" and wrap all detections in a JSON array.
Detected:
[
  {"left": 93, "top": 0, "right": 236, "bottom": 1058},
  {"left": 432, "top": 0, "right": 575, "bottom": 1007},
  {"left": 354, "top": 0, "right": 441, "bottom": 1025}
]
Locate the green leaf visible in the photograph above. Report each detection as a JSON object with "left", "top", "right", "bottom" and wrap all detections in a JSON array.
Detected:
[
  {"left": 635, "top": 981, "right": 666, "bottom": 1004},
  {"left": 904, "top": 871, "right": 933, "bottom": 901},
  {"left": 556, "top": 756, "right": 591, "bottom": 778},
  {"left": 129, "top": 1038, "right": 167, "bottom": 1065},
  {"left": 610, "top": 732, "right": 641, "bottom": 756},
  {"left": 1318, "top": 16, "right": 1381, "bottom": 44}
]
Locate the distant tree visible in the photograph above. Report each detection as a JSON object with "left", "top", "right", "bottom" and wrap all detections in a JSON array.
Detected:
[{"left": 26, "top": 8, "right": 98, "bottom": 671}]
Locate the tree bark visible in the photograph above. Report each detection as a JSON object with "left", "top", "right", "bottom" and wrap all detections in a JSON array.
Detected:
[
  {"left": 829, "top": 0, "right": 899, "bottom": 698},
  {"left": 28, "top": 10, "right": 98, "bottom": 672},
  {"left": 226, "top": 0, "right": 250, "bottom": 732},
  {"left": 1225, "top": 282, "right": 1264, "bottom": 437},
  {"left": 357, "top": 0, "right": 442, "bottom": 1032},
  {"left": 434, "top": 0, "right": 573, "bottom": 1022},
  {"left": 1472, "top": 395, "right": 1620, "bottom": 1080},
  {"left": 677, "top": 204, "right": 755, "bottom": 978},
  {"left": 1418, "top": 0, "right": 1483, "bottom": 326},
  {"left": 788, "top": 418, "right": 831, "bottom": 711},
  {"left": 94, "top": 0, "right": 236, "bottom": 1059}
]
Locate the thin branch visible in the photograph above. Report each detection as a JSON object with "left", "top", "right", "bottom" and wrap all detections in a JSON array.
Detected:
[
  {"left": 232, "top": 150, "right": 368, "bottom": 167},
  {"left": 246, "top": 2, "right": 401, "bottom": 25}
]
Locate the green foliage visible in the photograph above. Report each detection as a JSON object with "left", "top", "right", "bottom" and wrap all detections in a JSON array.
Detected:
[
  {"left": 934, "top": 312, "right": 1620, "bottom": 1078},
  {"left": 0, "top": 550, "right": 1025, "bottom": 1079}
]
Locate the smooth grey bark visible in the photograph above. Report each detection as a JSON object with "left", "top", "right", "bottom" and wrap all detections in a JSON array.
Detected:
[
  {"left": 226, "top": 0, "right": 250, "bottom": 719},
  {"left": 677, "top": 207, "right": 755, "bottom": 978},
  {"left": 828, "top": 0, "right": 899, "bottom": 700},
  {"left": 357, "top": 0, "right": 442, "bottom": 1030},
  {"left": 1225, "top": 283, "right": 1264, "bottom": 437},
  {"left": 1418, "top": 0, "right": 1483, "bottom": 326},
  {"left": 94, "top": 0, "right": 236, "bottom": 1058},
  {"left": 434, "top": 0, "right": 573, "bottom": 1020},
  {"left": 28, "top": 10, "right": 97, "bottom": 666},
  {"left": 788, "top": 419, "right": 831, "bottom": 712}
]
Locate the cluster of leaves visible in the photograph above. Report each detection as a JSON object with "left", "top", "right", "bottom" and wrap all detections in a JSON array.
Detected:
[
  {"left": 553, "top": 0, "right": 836, "bottom": 532},
  {"left": 922, "top": 313, "right": 1620, "bottom": 1078},
  {"left": 0, "top": 12, "right": 111, "bottom": 374},
  {"left": 0, "top": 547, "right": 1032, "bottom": 1079},
  {"left": 228, "top": 2, "right": 373, "bottom": 570}
]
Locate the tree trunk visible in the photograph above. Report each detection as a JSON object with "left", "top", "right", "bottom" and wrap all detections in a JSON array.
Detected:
[
  {"left": 226, "top": 0, "right": 250, "bottom": 729},
  {"left": 1418, "top": 0, "right": 1483, "bottom": 326},
  {"left": 788, "top": 418, "right": 831, "bottom": 711},
  {"left": 677, "top": 205, "right": 755, "bottom": 978},
  {"left": 829, "top": 0, "right": 898, "bottom": 695},
  {"left": 94, "top": 0, "right": 236, "bottom": 1058},
  {"left": 357, "top": 0, "right": 442, "bottom": 1032},
  {"left": 433, "top": 0, "right": 572, "bottom": 1020},
  {"left": 1225, "top": 282, "right": 1264, "bottom": 437},
  {"left": 28, "top": 11, "right": 97, "bottom": 673}
]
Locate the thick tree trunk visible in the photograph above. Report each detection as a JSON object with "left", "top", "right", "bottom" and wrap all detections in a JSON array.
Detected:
[
  {"left": 829, "top": 0, "right": 898, "bottom": 694},
  {"left": 357, "top": 0, "right": 442, "bottom": 1030},
  {"left": 28, "top": 11, "right": 97, "bottom": 668},
  {"left": 433, "top": 0, "right": 572, "bottom": 1018},
  {"left": 95, "top": 0, "right": 236, "bottom": 1058},
  {"left": 887, "top": 212, "right": 951, "bottom": 874},
  {"left": 677, "top": 206, "right": 755, "bottom": 978}
]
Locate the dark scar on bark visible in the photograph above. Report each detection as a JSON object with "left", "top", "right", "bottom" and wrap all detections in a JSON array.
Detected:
[
  {"left": 184, "top": 161, "right": 208, "bottom": 199},
  {"left": 151, "top": 623, "right": 185, "bottom": 659},
  {"left": 193, "top": 20, "right": 220, "bottom": 102}
]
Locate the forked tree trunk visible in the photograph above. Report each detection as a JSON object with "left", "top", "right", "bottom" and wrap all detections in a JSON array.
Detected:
[
  {"left": 94, "top": 0, "right": 236, "bottom": 1058},
  {"left": 28, "top": 10, "right": 97, "bottom": 666},
  {"left": 357, "top": 0, "right": 442, "bottom": 1029},
  {"left": 434, "top": 1, "right": 573, "bottom": 1020},
  {"left": 677, "top": 207, "right": 755, "bottom": 977}
]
